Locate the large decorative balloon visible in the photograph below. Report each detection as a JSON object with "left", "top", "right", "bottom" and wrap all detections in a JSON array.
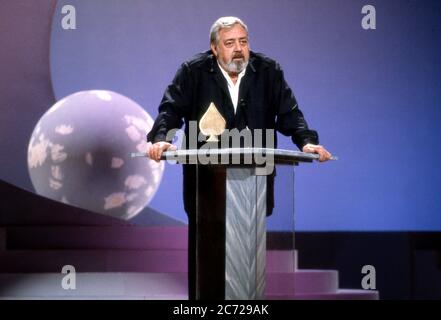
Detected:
[{"left": 27, "top": 90, "right": 163, "bottom": 220}]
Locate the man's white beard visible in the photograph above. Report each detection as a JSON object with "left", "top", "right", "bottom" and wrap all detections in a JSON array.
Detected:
[{"left": 220, "top": 58, "right": 248, "bottom": 74}]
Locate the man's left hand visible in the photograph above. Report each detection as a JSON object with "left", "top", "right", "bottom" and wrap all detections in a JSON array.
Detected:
[{"left": 302, "top": 143, "right": 333, "bottom": 162}]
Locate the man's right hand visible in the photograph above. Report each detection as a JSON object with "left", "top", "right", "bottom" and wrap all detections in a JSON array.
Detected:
[{"left": 148, "top": 141, "right": 176, "bottom": 162}]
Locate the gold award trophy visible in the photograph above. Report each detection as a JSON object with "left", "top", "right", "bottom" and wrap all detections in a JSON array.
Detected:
[{"left": 199, "top": 102, "right": 226, "bottom": 142}]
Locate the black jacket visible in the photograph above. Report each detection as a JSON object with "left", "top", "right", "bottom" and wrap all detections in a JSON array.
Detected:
[{"left": 147, "top": 50, "right": 319, "bottom": 216}]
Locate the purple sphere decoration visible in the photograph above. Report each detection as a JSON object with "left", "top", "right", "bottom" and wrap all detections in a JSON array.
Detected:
[{"left": 27, "top": 90, "right": 164, "bottom": 220}]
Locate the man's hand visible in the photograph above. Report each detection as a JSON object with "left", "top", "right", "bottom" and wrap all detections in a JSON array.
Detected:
[
  {"left": 302, "top": 143, "right": 333, "bottom": 162},
  {"left": 148, "top": 141, "right": 176, "bottom": 162}
]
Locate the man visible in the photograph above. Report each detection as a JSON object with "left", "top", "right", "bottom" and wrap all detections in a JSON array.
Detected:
[{"left": 147, "top": 16, "right": 332, "bottom": 299}]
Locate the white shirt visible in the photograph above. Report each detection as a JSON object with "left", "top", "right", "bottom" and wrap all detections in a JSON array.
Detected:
[{"left": 217, "top": 62, "right": 246, "bottom": 114}]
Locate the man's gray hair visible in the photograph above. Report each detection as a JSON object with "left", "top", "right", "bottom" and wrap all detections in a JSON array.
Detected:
[{"left": 209, "top": 16, "right": 248, "bottom": 45}]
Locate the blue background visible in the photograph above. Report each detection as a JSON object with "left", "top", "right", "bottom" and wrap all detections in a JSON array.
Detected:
[{"left": 1, "top": 0, "right": 440, "bottom": 231}]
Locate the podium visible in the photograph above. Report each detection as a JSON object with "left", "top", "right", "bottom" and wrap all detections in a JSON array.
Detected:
[{"left": 156, "top": 148, "right": 319, "bottom": 300}]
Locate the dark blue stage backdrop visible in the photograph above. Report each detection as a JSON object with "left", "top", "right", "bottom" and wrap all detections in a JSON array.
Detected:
[{"left": 0, "top": 0, "right": 440, "bottom": 231}]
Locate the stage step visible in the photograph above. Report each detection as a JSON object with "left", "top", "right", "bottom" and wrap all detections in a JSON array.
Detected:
[
  {"left": 266, "top": 289, "right": 379, "bottom": 300},
  {"left": 0, "top": 250, "right": 188, "bottom": 273},
  {"left": 0, "top": 273, "right": 187, "bottom": 299},
  {"left": 4, "top": 227, "right": 298, "bottom": 270},
  {"left": 5, "top": 226, "right": 188, "bottom": 250},
  {"left": 0, "top": 249, "right": 298, "bottom": 273},
  {"left": 267, "top": 250, "right": 297, "bottom": 271},
  {"left": 5, "top": 226, "right": 298, "bottom": 252},
  {"left": 0, "top": 272, "right": 378, "bottom": 300},
  {"left": 266, "top": 270, "right": 338, "bottom": 295}
]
